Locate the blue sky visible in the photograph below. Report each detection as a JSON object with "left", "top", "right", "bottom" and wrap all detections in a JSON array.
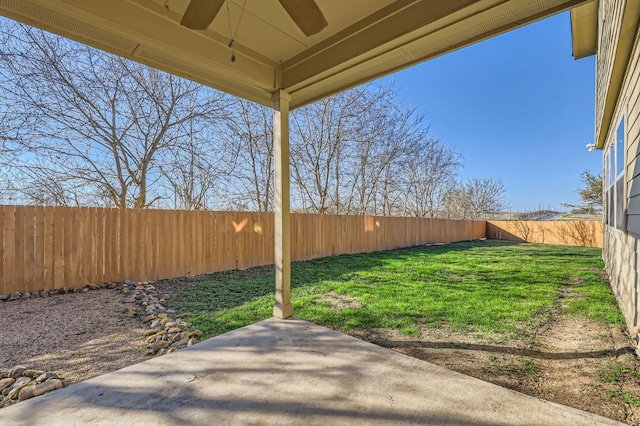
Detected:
[{"left": 381, "top": 11, "right": 598, "bottom": 212}]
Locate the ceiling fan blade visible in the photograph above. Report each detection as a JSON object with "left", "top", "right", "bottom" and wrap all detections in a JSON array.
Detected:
[
  {"left": 180, "top": 0, "right": 225, "bottom": 30},
  {"left": 278, "top": 0, "right": 328, "bottom": 36}
]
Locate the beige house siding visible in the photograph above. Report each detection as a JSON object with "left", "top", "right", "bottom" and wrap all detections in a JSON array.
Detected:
[
  {"left": 627, "top": 33, "right": 640, "bottom": 228},
  {"left": 600, "top": 1, "right": 640, "bottom": 342},
  {"left": 596, "top": 0, "right": 625, "bottom": 141},
  {"left": 604, "top": 227, "right": 639, "bottom": 337}
]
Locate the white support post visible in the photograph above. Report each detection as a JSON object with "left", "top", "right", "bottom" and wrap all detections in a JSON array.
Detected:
[{"left": 272, "top": 90, "right": 293, "bottom": 319}]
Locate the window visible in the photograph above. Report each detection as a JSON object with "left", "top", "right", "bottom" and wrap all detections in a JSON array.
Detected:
[
  {"left": 605, "top": 117, "right": 626, "bottom": 230},
  {"left": 606, "top": 147, "right": 614, "bottom": 225},
  {"left": 617, "top": 118, "right": 625, "bottom": 177},
  {"left": 615, "top": 119, "right": 625, "bottom": 230}
]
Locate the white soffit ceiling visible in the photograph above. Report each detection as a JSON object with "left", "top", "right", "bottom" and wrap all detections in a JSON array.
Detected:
[{"left": 0, "top": 0, "right": 590, "bottom": 108}]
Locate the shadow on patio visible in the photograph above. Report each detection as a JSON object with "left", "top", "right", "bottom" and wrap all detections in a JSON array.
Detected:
[{"left": 0, "top": 318, "right": 622, "bottom": 426}]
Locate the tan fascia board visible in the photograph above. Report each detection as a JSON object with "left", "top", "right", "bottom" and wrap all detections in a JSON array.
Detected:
[
  {"left": 570, "top": 1, "right": 598, "bottom": 59},
  {"left": 281, "top": 0, "right": 483, "bottom": 90},
  {"left": 288, "top": 0, "right": 591, "bottom": 109},
  {"left": 595, "top": 0, "right": 640, "bottom": 149}
]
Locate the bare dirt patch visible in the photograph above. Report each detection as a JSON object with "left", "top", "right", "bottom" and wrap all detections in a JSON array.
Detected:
[
  {"left": 318, "top": 292, "right": 361, "bottom": 310},
  {"left": 0, "top": 290, "right": 147, "bottom": 387},
  {"left": 354, "top": 317, "right": 640, "bottom": 424}
]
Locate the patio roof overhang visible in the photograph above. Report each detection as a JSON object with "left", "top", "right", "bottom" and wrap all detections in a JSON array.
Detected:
[{"left": 1, "top": 0, "right": 590, "bottom": 109}]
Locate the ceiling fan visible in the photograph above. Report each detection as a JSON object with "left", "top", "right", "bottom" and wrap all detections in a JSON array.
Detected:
[{"left": 180, "top": 0, "right": 329, "bottom": 36}]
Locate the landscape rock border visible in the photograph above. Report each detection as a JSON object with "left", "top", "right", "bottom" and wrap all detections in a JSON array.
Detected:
[
  {"left": 0, "top": 278, "right": 204, "bottom": 409},
  {"left": 0, "top": 281, "right": 117, "bottom": 302},
  {"left": 114, "top": 281, "right": 204, "bottom": 356},
  {"left": 0, "top": 366, "right": 64, "bottom": 408}
]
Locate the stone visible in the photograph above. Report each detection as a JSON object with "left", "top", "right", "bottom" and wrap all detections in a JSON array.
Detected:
[
  {"left": 73, "top": 287, "right": 83, "bottom": 293},
  {"left": 122, "top": 287, "right": 130, "bottom": 294},
  {"left": 167, "top": 327, "right": 182, "bottom": 334},
  {"left": 107, "top": 282, "right": 117, "bottom": 289},
  {"left": 125, "top": 280, "right": 135, "bottom": 286},
  {"left": 36, "top": 372, "right": 59, "bottom": 383},
  {"left": 150, "top": 319, "right": 162, "bottom": 329},
  {"left": 147, "top": 285, "right": 156, "bottom": 291},
  {"left": 172, "top": 337, "right": 189, "bottom": 349},
  {"left": 17, "top": 385, "right": 36, "bottom": 401},
  {"left": 157, "top": 349, "right": 166, "bottom": 356},
  {"left": 145, "top": 336, "right": 157, "bottom": 345},
  {"left": 143, "top": 329, "right": 158, "bottom": 337},
  {"left": 22, "top": 370, "right": 45, "bottom": 378},
  {"left": 22, "top": 292, "right": 31, "bottom": 298},
  {"left": 167, "top": 347, "right": 177, "bottom": 354},
  {"left": 188, "top": 330, "right": 203, "bottom": 339},
  {"left": 0, "top": 294, "right": 9, "bottom": 301},
  {"left": 187, "top": 338, "right": 197, "bottom": 347},
  {"left": 88, "top": 283, "right": 100, "bottom": 290},
  {"left": 40, "top": 290, "right": 50, "bottom": 297},
  {"left": 31, "top": 292, "right": 40, "bottom": 298},
  {"left": 166, "top": 309, "right": 176, "bottom": 314},
  {"left": 29, "top": 379, "right": 63, "bottom": 397},
  {"left": 122, "top": 306, "right": 136, "bottom": 316},
  {"left": 153, "top": 341, "right": 170, "bottom": 350},
  {"left": 178, "top": 312, "right": 192, "bottom": 318},
  {"left": 9, "top": 291, "right": 21, "bottom": 300},
  {"left": 81, "top": 287, "right": 89, "bottom": 292},
  {"left": 164, "top": 322, "right": 176, "bottom": 328},
  {"left": 7, "top": 377, "right": 32, "bottom": 399},
  {"left": 8, "top": 366, "right": 27, "bottom": 378},
  {"left": 162, "top": 294, "right": 171, "bottom": 301},
  {"left": 143, "top": 315, "right": 158, "bottom": 323},
  {"left": 0, "top": 378, "right": 15, "bottom": 393},
  {"left": 59, "top": 287, "right": 68, "bottom": 294}
]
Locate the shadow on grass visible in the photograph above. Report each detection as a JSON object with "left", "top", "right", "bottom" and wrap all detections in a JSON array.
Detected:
[
  {"left": 368, "top": 338, "right": 636, "bottom": 360},
  {"left": 170, "top": 239, "right": 613, "bottom": 339},
  {"left": 173, "top": 240, "right": 513, "bottom": 315}
]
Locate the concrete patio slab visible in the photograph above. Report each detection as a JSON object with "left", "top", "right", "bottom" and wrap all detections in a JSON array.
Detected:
[{"left": 0, "top": 318, "right": 623, "bottom": 425}]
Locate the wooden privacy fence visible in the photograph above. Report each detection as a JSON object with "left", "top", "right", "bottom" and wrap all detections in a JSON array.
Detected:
[
  {"left": 486, "top": 220, "right": 603, "bottom": 248},
  {"left": 0, "top": 205, "right": 485, "bottom": 295}
]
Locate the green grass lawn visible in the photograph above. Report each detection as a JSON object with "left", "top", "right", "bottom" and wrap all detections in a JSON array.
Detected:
[{"left": 172, "top": 240, "right": 624, "bottom": 340}]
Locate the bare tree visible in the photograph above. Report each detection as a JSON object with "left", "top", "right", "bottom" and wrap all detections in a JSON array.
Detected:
[
  {"left": 221, "top": 100, "right": 275, "bottom": 212},
  {"left": 0, "top": 21, "right": 232, "bottom": 208},
  {"left": 399, "top": 137, "right": 461, "bottom": 217},
  {"left": 289, "top": 87, "right": 366, "bottom": 213},
  {"left": 444, "top": 178, "right": 509, "bottom": 219},
  {"left": 289, "top": 83, "right": 436, "bottom": 216}
]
